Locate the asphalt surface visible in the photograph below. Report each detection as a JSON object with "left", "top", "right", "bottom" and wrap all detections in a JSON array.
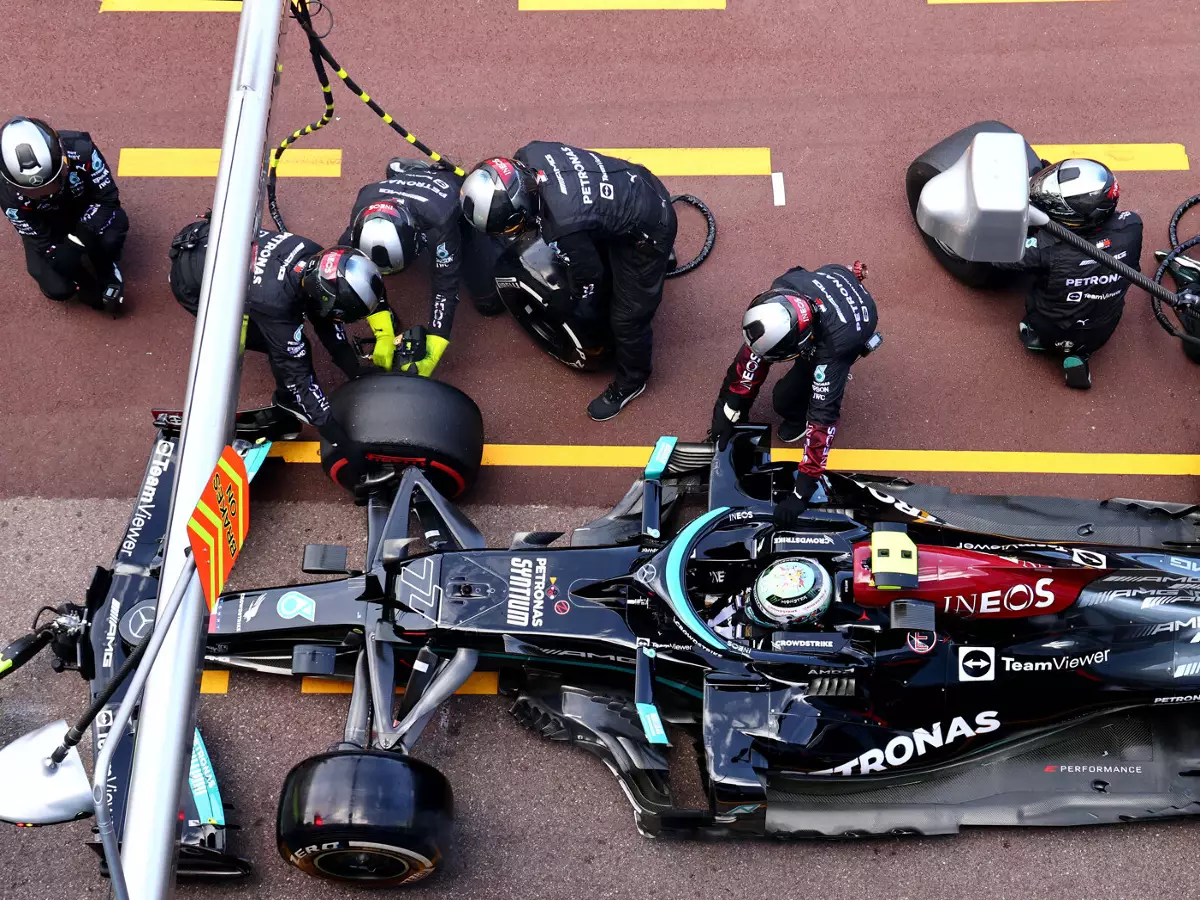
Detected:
[
  {"left": 1, "top": 0, "right": 1199, "bottom": 896},
  {"left": 4, "top": 500, "right": 1200, "bottom": 900}
]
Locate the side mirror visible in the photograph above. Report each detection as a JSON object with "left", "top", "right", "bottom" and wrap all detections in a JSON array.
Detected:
[
  {"left": 0, "top": 721, "right": 93, "bottom": 825},
  {"left": 916, "top": 132, "right": 1045, "bottom": 263}
]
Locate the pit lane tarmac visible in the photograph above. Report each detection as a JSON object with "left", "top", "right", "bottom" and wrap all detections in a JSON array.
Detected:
[
  {"left": 3, "top": 498, "right": 1200, "bottom": 900},
  {"left": 1, "top": 0, "right": 1199, "bottom": 895}
]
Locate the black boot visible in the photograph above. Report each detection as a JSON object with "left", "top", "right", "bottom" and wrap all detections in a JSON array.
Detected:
[
  {"left": 587, "top": 382, "right": 646, "bottom": 422},
  {"left": 1063, "top": 355, "right": 1091, "bottom": 390}
]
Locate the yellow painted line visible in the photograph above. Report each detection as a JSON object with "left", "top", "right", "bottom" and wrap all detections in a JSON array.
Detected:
[
  {"left": 101, "top": 0, "right": 241, "bottom": 9},
  {"left": 301, "top": 671, "right": 500, "bottom": 695},
  {"left": 520, "top": 0, "right": 723, "bottom": 7},
  {"left": 1031, "top": 143, "right": 1189, "bottom": 172},
  {"left": 591, "top": 148, "right": 771, "bottom": 177},
  {"left": 117, "top": 148, "right": 341, "bottom": 178},
  {"left": 819, "top": 449, "right": 1200, "bottom": 476},
  {"left": 199, "top": 670, "right": 230, "bottom": 694},
  {"left": 267, "top": 442, "right": 1200, "bottom": 477}
]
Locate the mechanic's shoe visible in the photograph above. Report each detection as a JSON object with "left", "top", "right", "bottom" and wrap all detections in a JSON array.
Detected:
[
  {"left": 1063, "top": 355, "right": 1091, "bottom": 390},
  {"left": 1019, "top": 320, "right": 1045, "bottom": 351},
  {"left": 474, "top": 292, "right": 505, "bottom": 317},
  {"left": 776, "top": 420, "right": 806, "bottom": 443},
  {"left": 101, "top": 265, "right": 124, "bottom": 317},
  {"left": 587, "top": 382, "right": 646, "bottom": 422}
]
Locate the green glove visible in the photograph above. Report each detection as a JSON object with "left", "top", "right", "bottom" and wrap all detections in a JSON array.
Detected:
[
  {"left": 239, "top": 315, "right": 249, "bottom": 354},
  {"left": 366, "top": 309, "right": 396, "bottom": 370},
  {"left": 401, "top": 334, "right": 450, "bottom": 377}
]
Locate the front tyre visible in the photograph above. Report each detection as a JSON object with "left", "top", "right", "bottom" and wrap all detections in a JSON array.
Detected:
[
  {"left": 319, "top": 375, "right": 484, "bottom": 498},
  {"left": 277, "top": 751, "right": 453, "bottom": 887}
]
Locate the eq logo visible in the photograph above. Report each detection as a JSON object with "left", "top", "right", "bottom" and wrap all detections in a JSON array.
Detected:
[
  {"left": 958, "top": 646, "right": 995, "bottom": 682},
  {"left": 277, "top": 591, "right": 316, "bottom": 622}
]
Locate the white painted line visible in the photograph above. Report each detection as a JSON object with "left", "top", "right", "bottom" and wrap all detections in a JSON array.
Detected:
[{"left": 772, "top": 171, "right": 786, "bottom": 206}]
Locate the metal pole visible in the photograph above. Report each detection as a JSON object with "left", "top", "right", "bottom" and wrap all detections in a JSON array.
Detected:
[
  {"left": 93, "top": 560, "right": 198, "bottom": 900},
  {"left": 121, "top": 1, "right": 285, "bottom": 897}
]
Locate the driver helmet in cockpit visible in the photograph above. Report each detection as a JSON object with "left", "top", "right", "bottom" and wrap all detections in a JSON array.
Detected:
[{"left": 748, "top": 557, "right": 832, "bottom": 628}]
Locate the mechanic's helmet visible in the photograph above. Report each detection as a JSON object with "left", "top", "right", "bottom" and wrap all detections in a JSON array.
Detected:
[
  {"left": 0, "top": 117, "right": 65, "bottom": 198},
  {"left": 459, "top": 157, "right": 539, "bottom": 235},
  {"left": 741, "top": 290, "right": 816, "bottom": 361},
  {"left": 300, "top": 247, "right": 385, "bottom": 321},
  {"left": 748, "top": 557, "right": 833, "bottom": 627},
  {"left": 351, "top": 199, "right": 420, "bottom": 275},
  {"left": 1029, "top": 159, "right": 1119, "bottom": 229}
]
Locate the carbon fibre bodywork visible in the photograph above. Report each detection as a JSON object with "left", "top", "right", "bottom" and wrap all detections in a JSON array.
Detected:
[{"left": 202, "top": 426, "right": 1200, "bottom": 839}]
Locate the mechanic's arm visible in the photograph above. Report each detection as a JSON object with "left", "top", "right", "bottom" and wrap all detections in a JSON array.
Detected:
[
  {"left": 1128, "top": 217, "right": 1144, "bottom": 273},
  {"left": 400, "top": 220, "right": 461, "bottom": 377},
  {"left": 792, "top": 356, "right": 854, "bottom": 504},
  {"left": 311, "top": 315, "right": 364, "bottom": 381},
  {"left": 553, "top": 230, "right": 607, "bottom": 326},
  {"left": 709, "top": 345, "right": 772, "bottom": 448},
  {"left": 256, "top": 315, "right": 334, "bottom": 427},
  {"left": 3, "top": 202, "right": 57, "bottom": 255},
  {"left": 994, "top": 232, "right": 1045, "bottom": 272},
  {"left": 75, "top": 141, "right": 124, "bottom": 244},
  {"left": 259, "top": 314, "right": 368, "bottom": 487}
]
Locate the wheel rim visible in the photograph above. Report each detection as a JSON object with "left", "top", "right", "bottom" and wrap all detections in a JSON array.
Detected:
[
  {"left": 518, "top": 308, "right": 585, "bottom": 366},
  {"left": 313, "top": 848, "right": 414, "bottom": 881}
]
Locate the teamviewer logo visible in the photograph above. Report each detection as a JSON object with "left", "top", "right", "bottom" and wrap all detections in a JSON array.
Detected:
[{"left": 958, "top": 647, "right": 995, "bottom": 682}]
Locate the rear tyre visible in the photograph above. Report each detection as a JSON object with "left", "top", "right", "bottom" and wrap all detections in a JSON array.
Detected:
[
  {"left": 320, "top": 375, "right": 484, "bottom": 498},
  {"left": 277, "top": 750, "right": 452, "bottom": 887},
  {"left": 906, "top": 121, "right": 1043, "bottom": 288}
]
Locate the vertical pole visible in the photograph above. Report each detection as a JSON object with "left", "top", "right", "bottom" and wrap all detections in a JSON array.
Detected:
[{"left": 120, "top": 1, "right": 285, "bottom": 897}]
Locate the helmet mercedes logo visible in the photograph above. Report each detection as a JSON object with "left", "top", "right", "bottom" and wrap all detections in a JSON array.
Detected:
[{"left": 27, "top": 174, "right": 44, "bottom": 186}]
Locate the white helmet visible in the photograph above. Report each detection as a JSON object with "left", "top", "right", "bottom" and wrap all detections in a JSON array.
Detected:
[
  {"left": 749, "top": 558, "right": 832, "bottom": 626},
  {"left": 0, "top": 117, "right": 65, "bottom": 198}
]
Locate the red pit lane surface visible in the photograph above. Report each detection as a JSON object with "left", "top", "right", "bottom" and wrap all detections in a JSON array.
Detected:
[
  {"left": 1, "top": 3, "right": 1199, "bottom": 897},
  {"left": 1, "top": 1, "right": 1197, "bottom": 508}
]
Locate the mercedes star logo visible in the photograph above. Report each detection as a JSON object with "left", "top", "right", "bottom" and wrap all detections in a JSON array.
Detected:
[{"left": 128, "top": 605, "right": 155, "bottom": 641}]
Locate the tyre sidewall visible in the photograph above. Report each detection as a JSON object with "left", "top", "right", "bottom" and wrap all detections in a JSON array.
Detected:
[
  {"left": 320, "top": 375, "right": 484, "bottom": 497},
  {"left": 278, "top": 751, "right": 452, "bottom": 887}
]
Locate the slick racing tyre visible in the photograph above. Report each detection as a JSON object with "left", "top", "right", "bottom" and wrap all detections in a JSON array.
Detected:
[
  {"left": 320, "top": 374, "right": 484, "bottom": 498},
  {"left": 906, "top": 121, "right": 1044, "bottom": 288},
  {"left": 278, "top": 750, "right": 452, "bottom": 887},
  {"left": 494, "top": 235, "right": 613, "bottom": 371}
]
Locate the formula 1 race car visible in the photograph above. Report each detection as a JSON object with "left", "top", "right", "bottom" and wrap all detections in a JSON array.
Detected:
[{"left": 7, "top": 407, "right": 1200, "bottom": 887}]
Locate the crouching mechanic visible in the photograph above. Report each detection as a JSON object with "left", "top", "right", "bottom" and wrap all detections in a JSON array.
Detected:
[
  {"left": 340, "top": 158, "right": 483, "bottom": 376},
  {"left": 0, "top": 117, "right": 128, "bottom": 313},
  {"left": 709, "top": 264, "right": 879, "bottom": 529},
  {"left": 1002, "top": 158, "right": 1143, "bottom": 390},
  {"left": 460, "top": 143, "right": 677, "bottom": 421},
  {"left": 248, "top": 231, "right": 387, "bottom": 488}
]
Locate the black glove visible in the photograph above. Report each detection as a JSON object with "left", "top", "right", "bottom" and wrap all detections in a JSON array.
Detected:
[
  {"left": 709, "top": 400, "right": 740, "bottom": 450},
  {"left": 47, "top": 239, "right": 84, "bottom": 274},
  {"left": 773, "top": 473, "right": 820, "bottom": 530}
]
